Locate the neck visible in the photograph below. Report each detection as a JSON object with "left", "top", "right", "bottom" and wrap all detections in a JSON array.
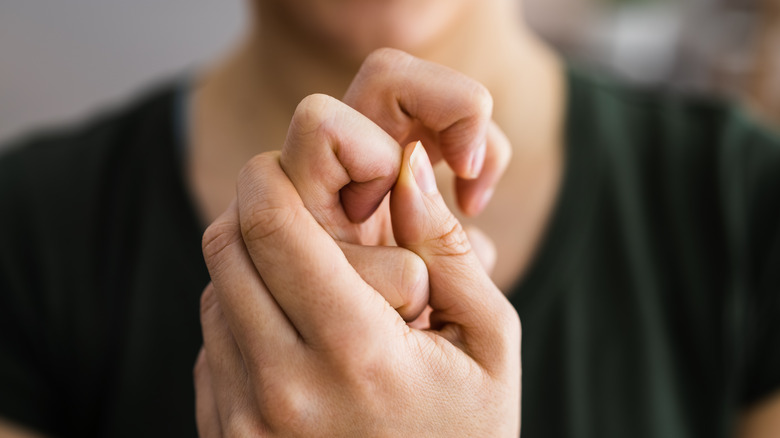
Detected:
[
  {"left": 190, "top": 3, "right": 566, "bottom": 291},
  {"left": 197, "top": 0, "right": 559, "bottom": 155}
]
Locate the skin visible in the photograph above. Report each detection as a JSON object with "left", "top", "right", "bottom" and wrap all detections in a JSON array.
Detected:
[
  {"left": 198, "top": 138, "right": 521, "bottom": 435},
  {"left": 193, "top": 1, "right": 780, "bottom": 434},
  {"left": 1, "top": 0, "right": 777, "bottom": 436},
  {"left": 187, "top": 0, "right": 564, "bottom": 291},
  {"left": 194, "top": 50, "right": 522, "bottom": 435}
]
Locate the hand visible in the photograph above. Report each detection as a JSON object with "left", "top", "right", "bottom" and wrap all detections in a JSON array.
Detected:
[
  {"left": 280, "top": 48, "right": 511, "bottom": 247},
  {"left": 195, "top": 48, "right": 519, "bottom": 436},
  {"left": 196, "top": 142, "right": 520, "bottom": 437},
  {"left": 274, "top": 48, "right": 508, "bottom": 323}
]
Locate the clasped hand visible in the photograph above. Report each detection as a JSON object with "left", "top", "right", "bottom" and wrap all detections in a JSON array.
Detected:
[{"left": 195, "top": 48, "right": 521, "bottom": 437}]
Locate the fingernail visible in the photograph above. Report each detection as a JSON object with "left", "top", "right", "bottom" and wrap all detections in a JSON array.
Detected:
[
  {"left": 469, "top": 142, "right": 487, "bottom": 179},
  {"left": 410, "top": 141, "right": 437, "bottom": 194}
]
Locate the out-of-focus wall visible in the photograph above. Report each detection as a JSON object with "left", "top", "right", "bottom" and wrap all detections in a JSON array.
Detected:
[
  {"left": 0, "top": 1, "right": 245, "bottom": 146},
  {"left": 0, "top": 0, "right": 776, "bottom": 148},
  {"left": 526, "top": 0, "right": 779, "bottom": 125},
  {"left": 527, "top": 0, "right": 762, "bottom": 93}
]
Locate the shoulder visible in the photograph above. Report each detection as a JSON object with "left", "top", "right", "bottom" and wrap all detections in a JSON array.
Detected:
[
  {"left": 567, "top": 66, "right": 780, "bottom": 407},
  {"left": 566, "top": 63, "right": 780, "bottom": 206},
  {"left": 0, "top": 82, "right": 181, "bottom": 256},
  {"left": 0, "top": 80, "right": 196, "bottom": 435},
  {"left": 0, "top": 82, "right": 181, "bottom": 210},
  {"left": 0, "top": 80, "right": 181, "bottom": 319},
  {"left": 565, "top": 64, "right": 749, "bottom": 154}
]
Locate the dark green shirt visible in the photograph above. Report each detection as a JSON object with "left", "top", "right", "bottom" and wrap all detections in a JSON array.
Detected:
[{"left": 1, "top": 68, "right": 778, "bottom": 437}]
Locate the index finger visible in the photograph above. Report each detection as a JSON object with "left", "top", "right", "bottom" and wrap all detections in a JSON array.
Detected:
[
  {"left": 236, "top": 152, "right": 405, "bottom": 349},
  {"left": 343, "top": 48, "right": 493, "bottom": 180}
]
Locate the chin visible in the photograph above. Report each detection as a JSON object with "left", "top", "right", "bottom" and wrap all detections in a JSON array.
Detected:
[{"left": 263, "top": 0, "right": 471, "bottom": 59}]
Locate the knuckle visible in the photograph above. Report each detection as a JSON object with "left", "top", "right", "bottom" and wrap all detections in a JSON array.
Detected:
[
  {"left": 202, "top": 220, "right": 241, "bottom": 267},
  {"left": 241, "top": 203, "right": 299, "bottom": 245},
  {"left": 355, "top": 48, "right": 414, "bottom": 91},
  {"left": 199, "top": 285, "right": 219, "bottom": 319},
  {"left": 237, "top": 152, "right": 272, "bottom": 182},
  {"left": 330, "top": 349, "right": 388, "bottom": 400},
  {"left": 429, "top": 217, "right": 472, "bottom": 258},
  {"left": 350, "top": 48, "right": 413, "bottom": 115},
  {"left": 235, "top": 151, "right": 281, "bottom": 210},
  {"left": 290, "top": 93, "right": 339, "bottom": 137},
  {"left": 493, "top": 302, "right": 522, "bottom": 351},
  {"left": 363, "top": 47, "right": 409, "bottom": 71},
  {"left": 262, "top": 383, "right": 314, "bottom": 433},
  {"left": 192, "top": 349, "right": 207, "bottom": 380},
  {"left": 469, "top": 81, "right": 493, "bottom": 116},
  {"left": 223, "top": 415, "right": 262, "bottom": 438}
]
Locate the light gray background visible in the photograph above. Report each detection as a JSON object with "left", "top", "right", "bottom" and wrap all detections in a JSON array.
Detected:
[
  {"left": 0, "top": 0, "right": 761, "bottom": 146},
  {"left": 0, "top": 1, "right": 245, "bottom": 144}
]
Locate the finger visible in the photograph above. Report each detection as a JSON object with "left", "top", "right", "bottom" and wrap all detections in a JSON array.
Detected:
[
  {"left": 194, "top": 348, "right": 223, "bottom": 438},
  {"left": 202, "top": 201, "right": 298, "bottom": 363},
  {"left": 344, "top": 48, "right": 493, "bottom": 181},
  {"left": 464, "top": 226, "right": 497, "bottom": 276},
  {"left": 408, "top": 305, "right": 432, "bottom": 330},
  {"left": 237, "top": 152, "right": 403, "bottom": 349},
  {"left": 390, "top": 142, "right": 520, "bottom": 367},
  {"left": 338, "top": 242, "right": 429, "bottom": 321},
  {"left": 199, "top": 285, "right": 251, "bottom": 427},
  {"left": 455, "top": 120, "right": 512, "bottom": 216},
  {"left": 280, "top": 94, "right": 402, "bottom": 233}
]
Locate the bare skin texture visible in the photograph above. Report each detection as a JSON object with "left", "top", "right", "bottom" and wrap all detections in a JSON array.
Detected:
[
  {"left": 190, "top": 0, "right": 780, "bottom": 434},
  {"left": 2, "top": 0, "right": 779, "bottom": 436},
  {"left": 197, "top": 136, "right": 521, "bottom": 435},
  {"left": 193, "top": 47, "right": 524, "bottom": 435},
  {"left": 187, "top": 0, "right": 564, "bottom": 292}
]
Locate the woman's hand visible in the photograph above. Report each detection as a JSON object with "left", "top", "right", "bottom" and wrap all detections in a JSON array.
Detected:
[
  {"left": 196, "top": 142, "right": 520, "bottom": 437},
  {"left": 279, "top": 48, "right": 511, "bottom": 247},
  {"left": 194, "top": 48, "right": 520, "bottom": 436}
]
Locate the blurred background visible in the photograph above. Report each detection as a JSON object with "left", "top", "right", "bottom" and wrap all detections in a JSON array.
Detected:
[{"left": 0, "top": 0, "right": 778, "bottom": 148}]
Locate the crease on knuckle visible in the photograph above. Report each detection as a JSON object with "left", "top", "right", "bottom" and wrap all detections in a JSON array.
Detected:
[
  {"left": 241, "top": 203, "right": 299, "bottom": 245},
  {"left": 428, "top": 219, "right": 471, "bottom": 258},
  {"left": 237, "top": 152, "right": 274, "bottom": 188},
  {"left": 202, "top": 220, "right": 242, "bottom": 268}
]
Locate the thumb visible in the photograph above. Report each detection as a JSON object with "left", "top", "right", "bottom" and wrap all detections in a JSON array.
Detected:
[{"left": 390, "top": 141, "right": 516, "bottom": 362}]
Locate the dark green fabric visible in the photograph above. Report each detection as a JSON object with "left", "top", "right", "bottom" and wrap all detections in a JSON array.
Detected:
[
  {"left": 0, "top": 87, "right": 209, "bottom": 437},
  {"left": 0, "top": 69, "right": 778, "bottom": 437},
  {"left": 513, "top": 69, "right": 780, "bottom": 437}
]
